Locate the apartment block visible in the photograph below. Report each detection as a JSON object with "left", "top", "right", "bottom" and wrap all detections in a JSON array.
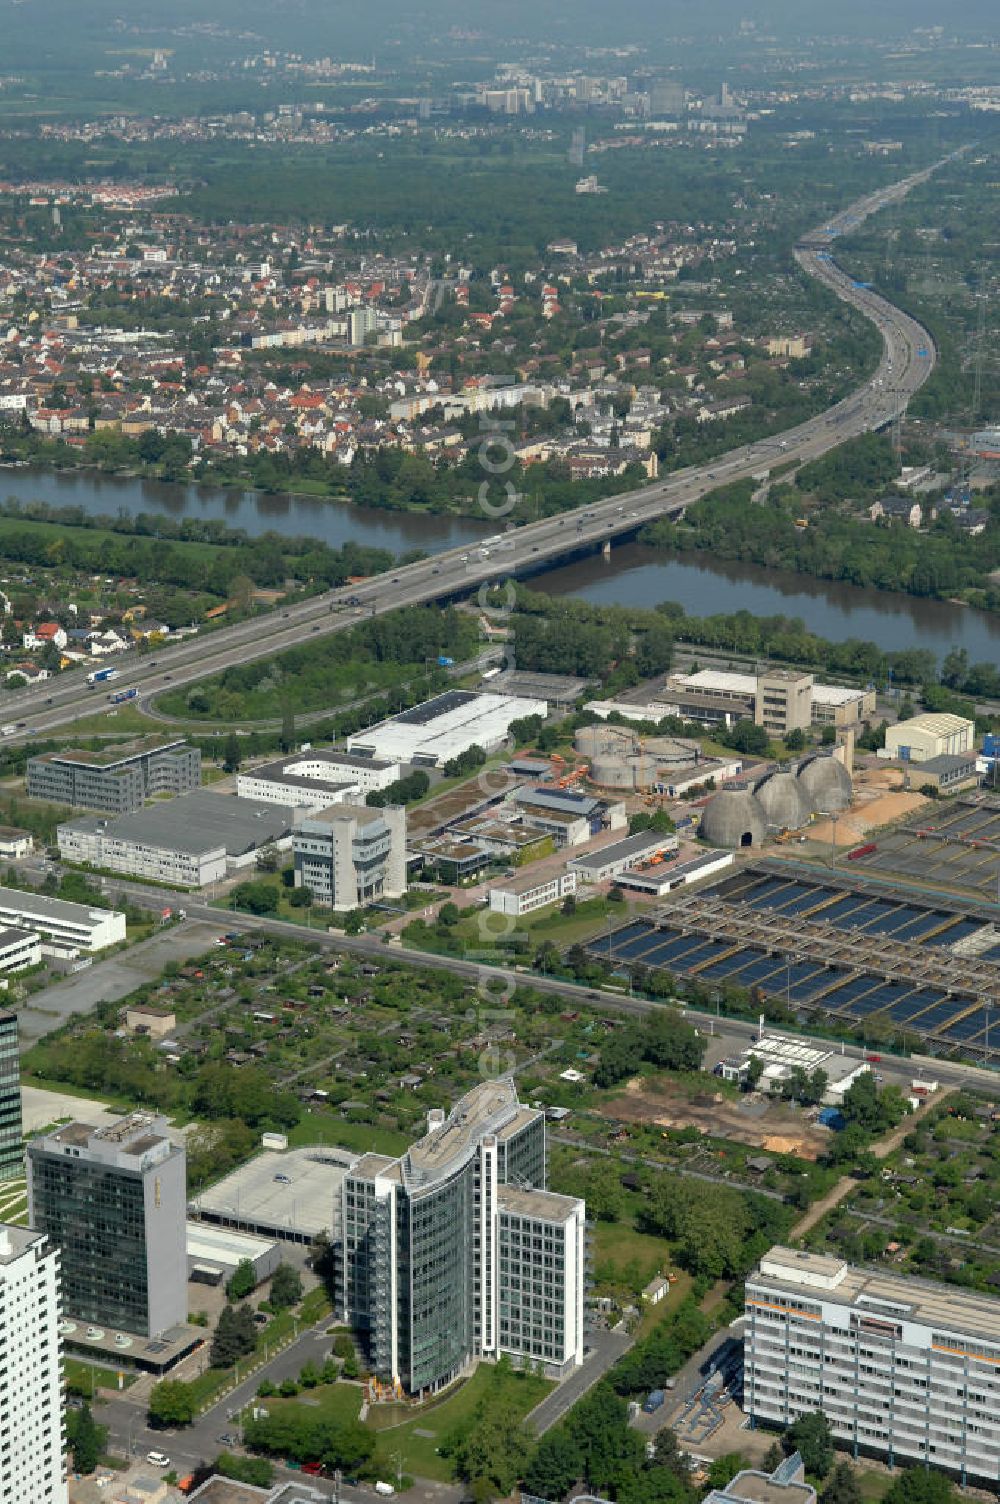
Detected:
[
  {"left": 293, "top": 804, "right": 406, "bottom": 911},
  {"left": 28, "top": 738, "right": 200, "bottom": 814},
  {"left": 340, "top": 1078, "right": 585, "bottom": 1395},
  {"left": 0, "top": 1225, "right": 67, "bottom": 1504},
  {"left": 27, "top": 1113, "right": 187, "bottom": 1337},
  {"left": 745, "top": 1246, "right": 1000, "bottom": 1484}
]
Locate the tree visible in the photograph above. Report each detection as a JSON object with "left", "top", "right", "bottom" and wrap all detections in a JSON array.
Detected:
[
  {"left": 227, "top": 1258, "right": 256, "bottom": 1301},
  {"left": 211, "top": 1303, "right": 257, "bottom": 1368},
  {"left": 785, "top": 1411, "right": 834, "bottom": 1479},
  {"left": 231, "top": 881, "right": 279, "bottom": 916},
  {"left": 270, "top": 1262, "right": 303, "bottom": 1310},
  {"left": 881, "top": 1469, "right": 956, "bottom": 1504},
  {"left": 438, "top": 901, "right": 460, "bottom": 928},
  {"left": 561, "top": 892, "right": 577, "bottom": 916},
  {"left": 222, "top": 733, "right": 242, "bottom": 773},
  {"left": 444, "top": 1386, "right": 533, "bottom": 1495},
  {"left": 523, "top": 1428, "right": 581, "bottom": 1500},
  {"left": 708, "top": 1455, "right": 747, "bottom": 1490},
  {"left": 256, "top": 843, "right": 279, "bottom": 874},
  {"left": 785, "top": 727, "right": 807, "bottom": 752},
  {"left": 218, "top": 1453, "right": 275, "bottom": 1488},
  {"left": 821, "top": 1463, "right": 863, "bottom": 1504},
  {"left": 67, "top": 1403, "right": 105, "bottom": 1473},
  {"left": 148, "top": 1379, "right": 197, "bottom": 1428}
]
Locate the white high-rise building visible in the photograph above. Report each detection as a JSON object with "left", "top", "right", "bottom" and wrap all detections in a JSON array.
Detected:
[{"left": 0, "top": 1224, "right": 67, "bottom": 1503}]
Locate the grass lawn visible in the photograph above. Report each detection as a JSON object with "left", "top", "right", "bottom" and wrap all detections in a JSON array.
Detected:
[
  {"left": 64, "top": 1358, "right": 137, "bottom": 1394},
  {"left": 287, "top": 1119, "right": 411, "bottom": 1157},
  {"left": 365, "top": 1364, "right": 552, "bottom": 1483},
  {"left": 856, "top": 1470, "right": 888, "bottom": 1502}
]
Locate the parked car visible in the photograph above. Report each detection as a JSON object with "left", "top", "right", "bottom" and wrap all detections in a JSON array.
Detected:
[{"left": 146, "top": 1452, "right": 170, "bottom": 1469}]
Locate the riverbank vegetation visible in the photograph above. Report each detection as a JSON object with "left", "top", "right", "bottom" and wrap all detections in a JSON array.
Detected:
[{"left": 641, "top": 472, "right": 1000, "bottom": 613}]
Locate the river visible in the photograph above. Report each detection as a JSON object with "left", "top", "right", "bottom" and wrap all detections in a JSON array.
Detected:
[
  {"left": 0, "top": 464, "right": 490, "bottom": 555},
  {"left": 531, "top": 543, "right": 1000, "bottom": 664},
  {"left": 3, "top": 464, "right": 998, "bottom": 664}
]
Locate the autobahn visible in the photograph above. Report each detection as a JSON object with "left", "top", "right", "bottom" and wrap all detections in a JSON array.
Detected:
[{"left": 0, "top": 155, "right": 956, "bottom": 745}]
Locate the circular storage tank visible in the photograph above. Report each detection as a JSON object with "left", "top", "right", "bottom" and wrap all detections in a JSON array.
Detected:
[
  {"left": 575, "top": 723, "right": 633, "bottom": 760},
  {"left": 797, "top": 753, "right": 853, "bottom": 814},
  {"left": 755, "top": 769, "right": 813, "bottom": 832},
  {"left": 590, "top": 753, "right": 641, "bottom": 791},
  {"left": 700, "top": 785, "right": 767, "bottom": 849}
]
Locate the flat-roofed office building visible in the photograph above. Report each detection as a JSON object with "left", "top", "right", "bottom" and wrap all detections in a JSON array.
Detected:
[
  {"left": 28, "top": 738, "right": 200, "bottom": 814},
  {"left": 745, "top": 1246, "right": 1000, "bottom": 1484}
]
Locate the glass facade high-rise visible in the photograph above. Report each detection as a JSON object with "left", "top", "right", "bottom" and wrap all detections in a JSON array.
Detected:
[
  {"left": 0, "top": 1011, "right": 23, "bottom": 1182},
  {"left": 340, "top": 1079, "right": 585, "bottom": 1396},
  {"left": 27, "top": 1112, "right": 187, "bottom": 1337}
]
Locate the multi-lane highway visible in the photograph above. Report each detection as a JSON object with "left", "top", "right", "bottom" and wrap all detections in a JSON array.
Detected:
[{"left": 0, "top": 157, "right": 954, "bottom": 745}]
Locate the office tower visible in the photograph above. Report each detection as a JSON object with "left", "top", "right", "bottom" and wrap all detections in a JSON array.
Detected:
[
  {"left": 27, "top": 1113, "right": 187, "bottom": 1337},
  {"left": 0, "top": 1224, "right": 67, "bottom": 1504},
  {"left": 0, "top": 1010, "right": 22, "bottom": 1182},
  {"left": 746, "top": 1246, "right": 1000, "bottom": 1485},
  {"left": 340, "top": 1078, "right": 586, "bottom": 1395}
]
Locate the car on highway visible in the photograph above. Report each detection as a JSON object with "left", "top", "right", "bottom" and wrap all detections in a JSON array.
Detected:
[{"left": 146, "top": 1452, "right": 171, "bottom": 1469}]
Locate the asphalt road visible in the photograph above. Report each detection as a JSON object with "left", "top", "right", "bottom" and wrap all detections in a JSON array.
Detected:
[
  {"left": 0, "top": 156, "right": 955, "bottom": 747},
  {"left": 525, "top": 1327, "right": 634, "bottom": 1435}
]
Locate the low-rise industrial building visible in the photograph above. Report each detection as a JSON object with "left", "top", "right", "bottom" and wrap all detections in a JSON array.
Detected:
[
  {"left": 0, "top": 887, "right": 125, "bottom": 953},
  {"left": 716, "top": 1035, "right": 869, "bottom": 1104},
  {"left": 186, "top": 1223, "right": 282, "bottom": 1287},
  {"left": 910, "top": 753, "right": 980, "bottom": 794},
  {"left": 567, "top": 830, "right": 677, "bottom": 883},
  {"left": 486, "top": 670, "right": 592, "bottom": 712},
  {"left": 57, "top": 791, "right": 301, "bottom": 888},
  {"left": 346, "top": 689, "right": 546, "bottom": 768},
  {"left": 125, "top": 1004, "right": 176, "bottom": 1039},
  {"left": 512, "top": 785, "right": 627, "bottom": 847},
  {"left": 884, "top": 712, "right": 975, "bottom": 765},
  {"left": 237, "top": 751, "right": 399, "bottom": 807},
  {"left": 746, "top": 1245, "right": 1000, "bottom": 1484},
  {"left": 27, "top": 737, "right": 200, "bottom": 814},
  {"left": 489, "top": 870, "right": 576, "bottom": 917},
  {"left": 292, "top": 804, "right": 406, "bottom": 910},
  {"left": 615, "top": 847, "right": 733, "bottom": 895},
  {"left": 0, "top": 927, "right": 41, "bottom": 973}
]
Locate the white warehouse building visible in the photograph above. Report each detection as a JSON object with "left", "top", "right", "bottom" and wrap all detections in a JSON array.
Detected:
[{"left": 347, "top": 690, "right": 546, "bottom": 769}]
